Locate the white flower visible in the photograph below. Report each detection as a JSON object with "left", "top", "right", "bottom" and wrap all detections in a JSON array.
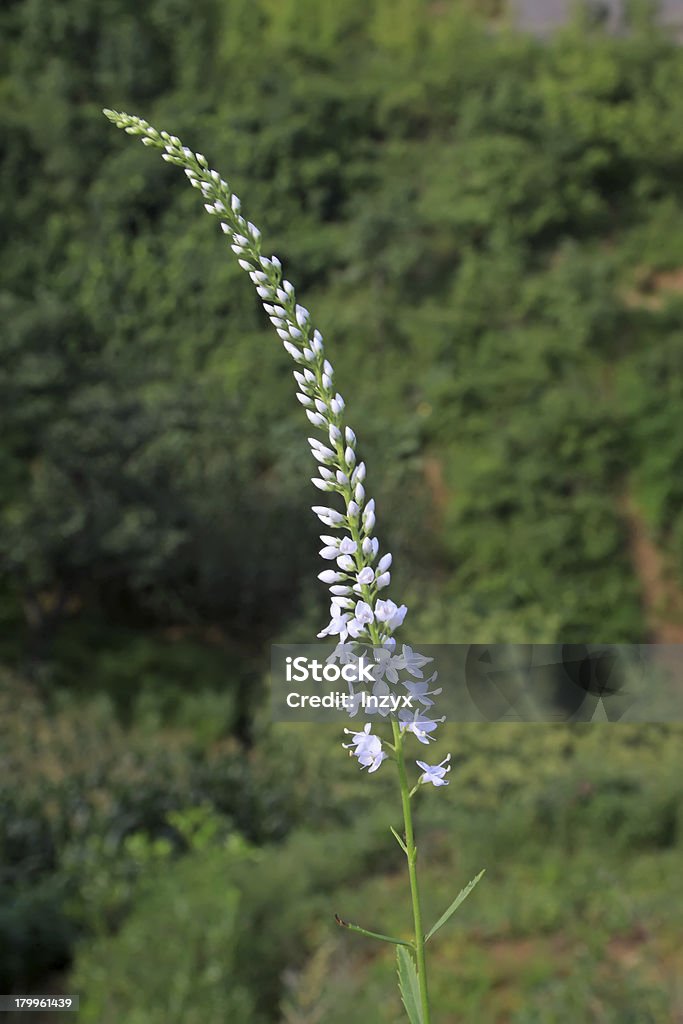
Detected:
[
  {"left": 416, "top": 755, "right": 451, "bottom": 787},
  {"left": 375, "top": 599, "right": 407, "bottom": 630},
  {"left": 342, "top": 724, "right": 387, "bottom": 773},
  {"left": 399, "top": 710, "right": 445, "bottom": 745},
  {"left": 402, "top": 675, "right": 442, "bottom": 709},
  {"left": 354, "top": 601, "right": 374, "bottom": 624},
  {"left": 317, "top": 611, "right": 350, "bottom": 639},
  {"left": 398, "top": 645, "right": 432, "bottom": 677},
  {"left": 372, "top": 647, "right": 404, "bottom": 684}
]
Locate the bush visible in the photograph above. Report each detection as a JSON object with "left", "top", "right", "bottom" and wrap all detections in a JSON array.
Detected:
[
  {"left": 72, "top": 840, "right": 258, "bottom": 1024},
  {"left": 71, "top": 817, "right": 395, "bottom": 1023}
]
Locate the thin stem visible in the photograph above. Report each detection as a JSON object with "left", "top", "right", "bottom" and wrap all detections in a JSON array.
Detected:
[{"left": 392, "top": 718, "right": 431, "bottom": 1024}]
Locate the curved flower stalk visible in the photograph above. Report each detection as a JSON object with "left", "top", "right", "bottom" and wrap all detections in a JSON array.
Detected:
[{"left": 104, "top": 109, "right": 484, "bottom": 1024}]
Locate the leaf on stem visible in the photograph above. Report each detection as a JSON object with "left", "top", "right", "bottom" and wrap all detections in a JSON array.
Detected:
[
  {"left": 396, "top": 946, "right": 424, "bottom": 1024},
  {"left": 424, "top": 869, "right": 486, "bottom": 943},
  {"left": 334, "top": 914, "right": 414, "bottom": 948},
  {"left": 390, "top": 825, "right": 409, "bottom": 856}
]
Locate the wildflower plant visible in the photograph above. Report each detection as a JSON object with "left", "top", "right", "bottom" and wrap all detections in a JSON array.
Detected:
[{"left": 104, "top": 108, "right": 484, "bottom": 1024}]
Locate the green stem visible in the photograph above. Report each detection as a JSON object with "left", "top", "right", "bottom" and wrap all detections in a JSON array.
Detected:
[{"left": 392, "top": 718, "right": 431, "bottom": 1024}]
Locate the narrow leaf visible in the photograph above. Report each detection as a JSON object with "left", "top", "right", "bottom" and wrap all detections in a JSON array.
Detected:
[
  {"left": 425, "top": 869, "right": 485, "bottom": 943},
  {"left": 390, "top": 825, "right": 408, "bottom": 856},
  {"left": 335, "top": 914, "right": 413, "bottom": 948},
  {"left": 396, "top": 946, "right": 423, "bottom": 1024}
]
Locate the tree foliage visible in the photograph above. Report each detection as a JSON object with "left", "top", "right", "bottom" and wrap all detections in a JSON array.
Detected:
[{"left": 3, "top": 1, "right": 683, "bottom": 687}]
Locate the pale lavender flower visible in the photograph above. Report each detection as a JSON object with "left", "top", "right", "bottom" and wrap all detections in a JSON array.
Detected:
[
  {"left": 402, "top": 674, "right": 443, "bottom": 709},
  {"left": 399, "top": 709, "right": 446, "bottom": 745},
  {"left": 342, "top": 724, "right": 387, "bottom": 773},
  {"left": 416, "top": 755, "right": 451, "bottom": 787},
  {"left": 398, "top": 644, "right": 433, "bottom": 676}
]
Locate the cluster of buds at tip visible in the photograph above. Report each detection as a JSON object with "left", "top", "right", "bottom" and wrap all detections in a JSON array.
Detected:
[{"left": 103, "top": 109, "right": 407, "bottom": 648}]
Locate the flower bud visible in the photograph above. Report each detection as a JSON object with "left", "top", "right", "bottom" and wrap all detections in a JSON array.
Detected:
[
  {"left": 318, "top": 570, "right": 343, "bottom": 584},
  {"left": 377, "top": 553, "right": 392, "bottom": 573},
  {"left": 295, "top": 305, "right": 310, "bottom": 328},
  {"left": 312, "top": 507, "right": 344, "bottom": 524},
  {"left": 283, "top": 341, "right": 303, "bottom": 361}
]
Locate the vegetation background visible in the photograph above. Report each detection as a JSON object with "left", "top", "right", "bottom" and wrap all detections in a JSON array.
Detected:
[{"left": 1, "top": 0, "right": 682, "bottom": 1020}]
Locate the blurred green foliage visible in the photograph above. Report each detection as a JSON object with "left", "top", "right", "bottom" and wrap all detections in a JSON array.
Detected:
[
  {"left": 3, "top": 1, "right": 683, "bottom": 1021},
  {"left": 5, "top": 0, "right": 683, "bottom": 694}
]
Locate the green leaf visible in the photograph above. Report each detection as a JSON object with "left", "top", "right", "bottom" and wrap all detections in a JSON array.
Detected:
[
  {"left": 425, "top": 869, "right": 486, "bottom": 943},
  {"left": 390, "top": 825, "right": 409, "bottom": 856},
  {"left": 335, "top": 914, "right": 414, "bottom": 948},
  {"left": 396, "top": 946, "right": 423, "bottom": 1024}
]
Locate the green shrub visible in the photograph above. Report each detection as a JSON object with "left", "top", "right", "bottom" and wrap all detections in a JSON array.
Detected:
[{"left": 72, "top": 840, "right": 257, "bottom": 1024}]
